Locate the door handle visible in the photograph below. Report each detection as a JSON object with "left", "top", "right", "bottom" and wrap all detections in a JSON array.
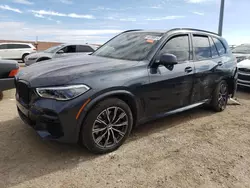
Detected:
[
  {"left": 218, "top": 61, "right": 223, "bottom": 66},
  {"left": 185, "top": 67, "right": 193, "bottom": 73}
]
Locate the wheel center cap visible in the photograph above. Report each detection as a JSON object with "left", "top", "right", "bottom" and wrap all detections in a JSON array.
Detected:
[{"left": 107, "top": 124, "right": 112, "bottom": 129}]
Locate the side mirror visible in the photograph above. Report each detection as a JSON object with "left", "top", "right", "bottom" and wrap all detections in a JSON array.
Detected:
[
  {"left": 57, "top": 50, "right": 64, "bottom": 54},
  {"left": 159, "top": 53, "right": 178, "bottom": 66}
]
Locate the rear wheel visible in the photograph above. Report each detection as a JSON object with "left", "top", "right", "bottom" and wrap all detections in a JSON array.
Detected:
[
  {"left": 80, "top": 98, "right": 133, "bottom": 154},
  {"left": 211, "top": 80, "right": 229, "bottom": 112},
  {"left": 0, "top": 91, "right": 3, "bottom": 100}
]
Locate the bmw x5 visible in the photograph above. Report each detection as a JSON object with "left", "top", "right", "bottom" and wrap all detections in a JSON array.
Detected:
[{"left": 15, "top": 28, "right": 238, "bottom": 154}]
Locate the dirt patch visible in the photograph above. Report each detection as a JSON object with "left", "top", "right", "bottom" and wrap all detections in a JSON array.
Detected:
[{"left": 1, "top": 88, "right": 250, "bottom": 188}]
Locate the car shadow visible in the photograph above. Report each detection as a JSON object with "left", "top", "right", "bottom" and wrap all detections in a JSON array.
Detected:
[{"left": 0, "top": 106, "right": 214, "bottom": 187}]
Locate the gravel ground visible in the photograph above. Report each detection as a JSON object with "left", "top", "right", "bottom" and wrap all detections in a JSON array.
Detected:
[{"left": 1, "top": 89, "right": 250, "bottom": 188}]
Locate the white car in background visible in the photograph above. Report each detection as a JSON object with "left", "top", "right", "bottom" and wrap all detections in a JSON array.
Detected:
[
  {"left": 0, "top": 43, "right": 36, "bottom": 63},
  {"left": 237, "top": 59, "right": 250, "bottom": 88}
]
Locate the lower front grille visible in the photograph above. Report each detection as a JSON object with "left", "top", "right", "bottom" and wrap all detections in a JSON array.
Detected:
[
  {"left": 16, "top": 81, "right": 30, "bottom": 104},
  {"left": 239, "top": 68, "right": 250, "bottom": 73},
  {"left": 238, "top": 74, "right": 250, "bottom": 81}
]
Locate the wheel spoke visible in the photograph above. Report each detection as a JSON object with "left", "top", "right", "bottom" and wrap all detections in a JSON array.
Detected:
[
  {"left": 112, "top": 122, "right": 128, "bottom": 127},
  {"left": 96, "top": 117, "right": 107, "bottom": 126},
  {"left": 104, "top": 130, "right": 110, "bottom": 148},
  {"left": 113, "top": 113, "right": 126, "bottom": 124},
  {"left": 112, "top": 127, "right": 125, "bottom": 136},
  {"left": 93, "top": 127, "right": 107, "bottom": 134},
  {"left": 96, "top": 130, "right": 108, "bottom": 144},
  {"left": 112, "top": 107, "right": 118, "bottom": 123},
  {"left": 110, "top": 129, "right": 118, "bottom": 144},
  {"left": 105, "top": 109, "right": 111, "bottom": 123}
]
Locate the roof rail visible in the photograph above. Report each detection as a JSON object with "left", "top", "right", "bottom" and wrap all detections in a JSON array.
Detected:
[
  {"left": 168, "top": 28, "right": 219, "bottom": 36},
  {"left": 121, "top": 29, "right": 143, "bottom": 33}
]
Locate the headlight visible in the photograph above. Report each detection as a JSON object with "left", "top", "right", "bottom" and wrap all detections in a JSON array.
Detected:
[{"left": 36, "top": 85, "right": 90, "bottom": 101}]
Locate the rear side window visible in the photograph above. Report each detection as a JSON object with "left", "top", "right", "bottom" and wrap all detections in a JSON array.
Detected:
[
  {"left": 209, "top": 37, "right": 219, "bottom": 58},
  {"left": 193, "top": 35, "right": 211, "bottom": 60},
  {"left": 213, "top": 37, "right": 226, "bottom": 55},
  {"left": 0, "top": 44, "right": 7, "bottom": 49},
  {"left": 77, "top": 45, "right": 94, "bottom": 53},
  {"left": 6, "top": 44, "right": 31, "bottom": 49},
  {"left": 160, "top": 35, "right": 190, "bottom": 62}
]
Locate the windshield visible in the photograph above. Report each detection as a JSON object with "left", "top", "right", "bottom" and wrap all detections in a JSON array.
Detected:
[
  {"left": 92, "top": 32, "right": 163, "bottom": 61},
  {"left": 44, "top": 44, "right": 65, "bottom": 53},
  {"left": 232, "top": 44, "right": 250, "bottom": 54}
]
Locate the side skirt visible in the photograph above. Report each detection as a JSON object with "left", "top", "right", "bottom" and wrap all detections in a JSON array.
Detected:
[{"left": 138, "top": 99, "right": 210, "bottom": 125}]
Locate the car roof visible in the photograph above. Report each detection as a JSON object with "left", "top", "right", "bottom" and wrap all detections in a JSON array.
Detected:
[
  {"left": 123, "top": 28, "right": 220, "bottom": 37},
  {"left": 0, "top": 42, "right": 33, "bottom": 45}
]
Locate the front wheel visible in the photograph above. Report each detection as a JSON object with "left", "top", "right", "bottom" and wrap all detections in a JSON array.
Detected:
[
  {"left": 211, "top": 80, "right": 229, "bottom": 112},
  {"left": 80, "top": 98, "right": 133, "bottom": 154}
]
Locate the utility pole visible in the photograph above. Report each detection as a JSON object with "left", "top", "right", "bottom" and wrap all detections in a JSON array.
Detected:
[{"left": 218, "top": 0, "right": 225, "bottom": 36}]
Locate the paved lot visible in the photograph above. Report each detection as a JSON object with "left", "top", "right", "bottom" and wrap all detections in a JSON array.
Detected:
[{"left": 1, "top": 89, "right": 250, "bottom": 188}]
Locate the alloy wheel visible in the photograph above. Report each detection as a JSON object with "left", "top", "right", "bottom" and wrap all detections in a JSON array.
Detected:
[
  {"left": 218, "top": 83, "right": 228, "bottom": 110},
  {"left": 92, "top": 107, "right": 129, "bottom": 148}
]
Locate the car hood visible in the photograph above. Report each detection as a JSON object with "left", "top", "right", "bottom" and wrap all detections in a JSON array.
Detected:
[
  {"left": 17, "top": 55, "right": 138, "bottom": 87},
  {"left": 233, "top": 53, "right": 250, "bottom": 57},
  {"left": 27, "top": 51, "right": 53, "bottom": 59},
  {"left": 237, "top": 59, "right": 250, "bottom": 69}
]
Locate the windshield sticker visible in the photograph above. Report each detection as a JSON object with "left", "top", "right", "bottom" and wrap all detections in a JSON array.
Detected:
[{"left": 145, "top": 35, "right": 162, "bottom": 41}]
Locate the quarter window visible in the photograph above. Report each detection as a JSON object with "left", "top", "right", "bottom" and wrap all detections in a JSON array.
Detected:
[
  {"left": 213, "top": 37, "right": 226, "bottom": 55},
  {"left": 160, "top": 35, "right": 190, "bottom": 62},
  {"left": 193, "top": 35, "right": 211, "bottom": 60}
]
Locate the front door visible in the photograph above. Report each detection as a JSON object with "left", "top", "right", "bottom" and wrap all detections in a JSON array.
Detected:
[{"left": 146, "top": 34, "right": 195, "bottom": 116}]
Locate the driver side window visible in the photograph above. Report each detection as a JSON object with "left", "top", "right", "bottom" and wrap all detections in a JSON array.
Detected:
[
  {"left": 60, "top": 45, "right": 77, "bottom": 53},
  {"left": 160, "top": 35, "right": 190, "bottom": 62}
]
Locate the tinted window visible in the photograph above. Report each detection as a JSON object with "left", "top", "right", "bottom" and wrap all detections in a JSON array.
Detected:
[
  {"left": 93, "top": 32, "right": 163, "bottom": 61},
  {"left": 213, "top": 37, "right": 226, "bottom": 55},
  {"left": 60, "top": 45, "right": 77, "bottom": 53},
  {"left": 160, "top": 35, "right": 190, "bottom": 61},
  {"left": 0, "top": 44, "right": 7, "bottom": 50},
  {"left": 193, "top": 35, "right": 211, "bottom": 60},
  {"left": 77, "top": 45, "right": 94, "bottom": 53},
  {"left": 209, "top": 37, "right": 219, "bottom": 57},
  {"left": 6, "top": 44, "right": 30, "bottom": 49}
]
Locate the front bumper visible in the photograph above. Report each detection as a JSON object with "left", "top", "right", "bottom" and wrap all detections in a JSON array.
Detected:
[
  {"left": 25, "top": 59, "right": 37, "bottom": 66},
  {"left": 16, "top": 93, "right": 89, "bottom": 143},
  {"left": 238, "top": 69, "right": 250, "bottom": 87},
  {"left": 0, "top": 78, "right": 15, "bottom": 91}
]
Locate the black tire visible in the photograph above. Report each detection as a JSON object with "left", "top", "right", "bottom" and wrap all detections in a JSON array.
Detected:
[
  {"left": 80, "top": 98, "right": 133, "bottom": 154},
  {"left": 22, "top": 53, "right": 29, "bottom": 63},
  {"left": 0, "top": 91, "right": 3, "bottom": 100},
  {"left": 211, "top": 80, "right": 229, "bottom": 112}
]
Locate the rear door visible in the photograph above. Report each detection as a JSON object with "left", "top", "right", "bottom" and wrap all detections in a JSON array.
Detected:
[
  {"left": 0, "top": 44, "right": 8, "bottom": 59},
  {"left": 147, "top": 34, "right": 195, "bottom": 116},
  {"left": 191, "top": 34, "right": 222, "bottom": 103}
]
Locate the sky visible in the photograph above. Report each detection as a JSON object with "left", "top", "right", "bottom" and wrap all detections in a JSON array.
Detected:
[{"left": 0, "top": 0, "right": 249, "bottom": 45}]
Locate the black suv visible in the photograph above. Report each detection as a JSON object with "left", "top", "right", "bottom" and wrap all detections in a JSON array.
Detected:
[{"left": 15, "top": 28, "right": 237, "bottom": 154}]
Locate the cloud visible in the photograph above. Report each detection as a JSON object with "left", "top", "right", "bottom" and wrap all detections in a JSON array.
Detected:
[
  {"left": 186, "top": 0, "right": 213, "bottom": 3},
  {"left": 59, "top": 0, "right": 73, "bottom": 4},
  {"left": 0, "top": 4, "right": 22, "bottom": 13},
  {"left": 13, "top": 0, "right": 33, "bottom": 5},
  {"left": 0, "top": 21, "right": 122, "bottom": 44},
  {"left": 192, "top": 11, "right": 205, "bottom": 16},
  {"left": 31, "top": 10, "right": 94, "bottom": 19},
  {"left": 91, "top": 6, "right": 115, "bottom": 11},
  {"left": 146, "top": 16, "right": 185, "bottom": 21},
  {"left": 34, "top": 14, "right": 45, "bottom": 18},
  {"left": 106, "top": 17, "right": 137, "bottom": 22}
]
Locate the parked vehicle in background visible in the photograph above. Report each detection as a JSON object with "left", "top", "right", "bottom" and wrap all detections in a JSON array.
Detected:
[
  {"left": 0, "top": 43, "right": 36, "bottom": 62},
  {"left": 16, "top": 28, "right": 237, "bottom": 154},
  {"left": 237, "top": 59, "right": 250, "bottom": 87},
  {"left": 232, "top": 44, "right": 250, "bottom": 63},
  {"left": 25, "top": 43, "right": 97, "bottom": 66},
  {"left": 0, "top": 59, "right": 19, "bottom": 92}
]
